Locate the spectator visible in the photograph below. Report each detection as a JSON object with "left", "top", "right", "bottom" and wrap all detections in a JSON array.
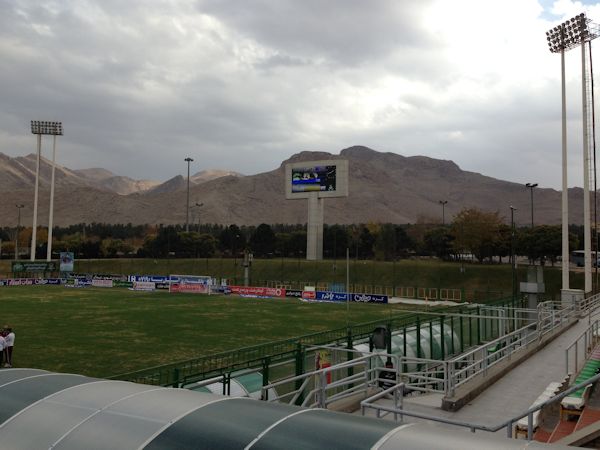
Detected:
[
  {"left": 379, "top": 359, "right": 396, "bottom": 390},
  {"left": 4, "top": 326, "right": 14, "bottom": 368},
  {"left": 0, "top": 331, "right": 5, "bottom": 368}
]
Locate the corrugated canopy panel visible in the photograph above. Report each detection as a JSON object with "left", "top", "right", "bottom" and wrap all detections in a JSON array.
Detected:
[{"left": 0, "top": 369, "right": 574, "bottom": 450}]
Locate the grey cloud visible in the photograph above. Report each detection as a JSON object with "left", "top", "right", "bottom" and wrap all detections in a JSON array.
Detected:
[
  {"left": 0, "top": 0, "right": 595, "bottom": 190},
  {"left": 196, "top": 0, "right": 437, "bottom": 66}
]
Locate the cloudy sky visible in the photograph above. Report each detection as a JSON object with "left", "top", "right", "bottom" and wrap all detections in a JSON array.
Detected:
[{"left": 2, "top": 0, "right": 600, "bottom": 188}]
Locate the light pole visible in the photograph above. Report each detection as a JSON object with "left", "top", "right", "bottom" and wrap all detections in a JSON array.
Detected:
[
  {"left": 14, "top": 204, "right": 24, "bottom": 260},
  {"left": 184, "top": 157, "right": 194, "bottom": 232},
  {"left": 546, "top": 13, "right": 598, "bottom": 293},
  {"left": 439, "top": 200, "right": 448, "bottom": 225},
  {"left": 510, "top": 206, "right": 517, "bottom": 301},
  {"left": 194, "top": 202, "right": 204, "bottom": 232},
  {"left": 30, "top": 121, "right": 63, "bottom": 261},
  {"left": 525, "top": 183, "right": 538, "bottom": 229}
]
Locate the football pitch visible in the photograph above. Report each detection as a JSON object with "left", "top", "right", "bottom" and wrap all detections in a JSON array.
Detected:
[{"left": 0, "top": 286, "right": 424, "bottom": 378}]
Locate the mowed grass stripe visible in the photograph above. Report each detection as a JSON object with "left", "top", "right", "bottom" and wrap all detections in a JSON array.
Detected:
[{"left": 0, "top": 286, "right": 422, "bottom": 378}]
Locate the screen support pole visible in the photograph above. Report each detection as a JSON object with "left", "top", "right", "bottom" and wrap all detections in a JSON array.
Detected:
[{"left": 307, "top": 193, "right": 324, "bottom": 260}]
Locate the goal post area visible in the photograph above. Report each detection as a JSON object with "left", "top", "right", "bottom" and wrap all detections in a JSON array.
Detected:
[{"left": 168, "top": 274, "right": 214, "bottom": 294}]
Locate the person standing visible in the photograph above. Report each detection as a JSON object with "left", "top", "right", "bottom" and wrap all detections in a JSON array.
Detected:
[
  {"left": 0, "top": 331, "right": 5, "bottom": 368},
  {"left": 4, "top": 326, "right": 14, "bottom": 368}
]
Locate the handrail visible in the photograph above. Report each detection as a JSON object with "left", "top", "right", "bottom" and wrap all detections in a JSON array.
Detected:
[
  {"left": 565, "top": 319, "right": 600, "bottom": 374},
  {"left": 394, "top": 303, "right": 577, "bottom": 397},
  {"left": 361, "top": 371, "right": 600, "bottom": 441},
  {"left": 262, "top": 357, "right": 373, "bottom": 406}
]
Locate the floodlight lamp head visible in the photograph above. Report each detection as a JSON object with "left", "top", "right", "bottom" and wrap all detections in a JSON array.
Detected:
[
  {"left": 544, "top": 13, "right": 597, "bottom": 53},
  {"left": 30, "top": 120, "right": 63, "bottom": 135}
]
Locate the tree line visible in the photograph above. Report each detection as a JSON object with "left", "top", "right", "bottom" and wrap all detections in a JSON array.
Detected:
[{"left": 0, "top": 208, "right": 585, "bottom": 263}]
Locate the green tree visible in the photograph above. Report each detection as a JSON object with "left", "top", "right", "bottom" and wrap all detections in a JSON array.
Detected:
[
  {"left": 517, "top": 225, "right": 577, "bottom": 266},
  {"left": 324, "top": 225, "right": 349, "bottom": 258},
  {"left": 450, "top": 208, "right": 503, "bottom": 262},
  {"left": 423, "top": 227, "right": 454, "bottom": 259},
  {"left": 219, "top": 225, "right": 246, "bottom": 256},
  {"left": 250, "top": 223, "right": 276, "bottom": 257},
  {"left": 101, "top": 239, "right": 133, "bottom": 257}
]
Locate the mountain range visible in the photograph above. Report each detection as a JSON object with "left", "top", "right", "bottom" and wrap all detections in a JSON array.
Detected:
[{"left": 0, "top": 146, "right": 590, "bottom": 227}]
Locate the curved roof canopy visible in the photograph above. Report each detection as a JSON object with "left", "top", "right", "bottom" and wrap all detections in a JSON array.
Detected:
[{"left": 0, "top": 369, "right": 569, "bottom": 449}]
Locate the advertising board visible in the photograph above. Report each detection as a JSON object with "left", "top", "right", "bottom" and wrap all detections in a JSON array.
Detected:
[
  {"left": 303, "top": 291, "right": 389, "bottom": 304},
  {"left": 285, "top": 289, "right": 303, "bottom": 298},
  {"left": 34, "top": 278, "right": 62, "bottom": 285},
  {"left": 302, "top": 291, "right": 316, "bottom": 300},
  {"left": 65, "top": 278, "right": 92, "bottom": 288},
  {"left": 12, "top": 261, "right": 58, "bottom": 273},
  {"left": 92, "top": 279, "right": 114, "bottom": 288},
  {"left": 316, "top": 291, "right": 348, "bottom": 302},
  {"left": 351, "top": 293, "right": 388, "bottom": 303},
  {"left": 132, "top": 281, "right": 156, "bottom": 291},
  {"left": 59, "top": 252, "right": 74, "bottom": 272},
  {"left": 170, "top": 283, "right": 209, "bottom": 294},
  {"left": 7, "top": 278, "right": 34, "bottom": 286},
  {"left": 128, "top": 275, "right": 169, "bottom": 283},
  {"left": 229, "top": 286, "right": 286, "bottom": 297}
]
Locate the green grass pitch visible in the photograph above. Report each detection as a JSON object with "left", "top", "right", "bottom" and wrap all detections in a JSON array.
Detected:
[{"left": 0, "top": 286, "right": 423, "bottom": 378}]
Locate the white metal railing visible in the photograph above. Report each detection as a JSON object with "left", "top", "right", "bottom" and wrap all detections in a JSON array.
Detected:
[
  {"left": 398, "top": 356, "right": 447, "bottom": 394},
  {"left": 447, "top": 302, "right": 576, "bottom": 396},
  {"left": 579, "top": 292, "right": 600, "bottom": 316},
  {"left": 262, "top": 356, "right": 369, "bottom": 408},
  {"left": 261, "top": 350, "right": 403, "bottom": 409},
  {"left": 361, "top": 372, "right": 600, "bottom": 441},
  {"left": 261, "top": 301, "right": 585, "bottom": 411},
  {"left": 398, "top": 302, "right": 578, "bottom": 397},
  {"left": 565, "top": 319, "right": 600, "bottom": 374}
]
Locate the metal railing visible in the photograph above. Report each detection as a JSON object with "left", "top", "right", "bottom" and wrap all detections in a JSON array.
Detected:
[
  {"left": 361, "top": 372, "right": 600, "bottom": 441},
  {"left": 397, "top": 302, "right": 577, "bottom": 397},
  {"left": 578, "top": 292, "right": 600, "bottom": 316},
  {"left": 261, "top": 346, "right": 403, "bottom": 408},
  {"left": 263, "top": 356, "right": 371, "bottom": 408},
  {"left": 566, "top": 319, "right": 600, "bottom": 374}
]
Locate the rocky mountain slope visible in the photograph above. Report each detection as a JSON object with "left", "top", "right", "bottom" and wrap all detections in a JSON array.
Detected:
[{"left": 0, "top": 146, "right": 589, "bottom": 227}]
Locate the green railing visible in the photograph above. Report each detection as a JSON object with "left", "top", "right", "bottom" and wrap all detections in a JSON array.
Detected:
[{"left": 110, "top": 295, "right": 525, "bottom": 388}]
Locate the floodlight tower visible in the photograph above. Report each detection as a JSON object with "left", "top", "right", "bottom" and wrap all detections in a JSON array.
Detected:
[
  {"left": 14, "top": 204, "right": 24, "bottom": 260},
  {"left": 546, "top": 14, "right": 599, "bottom": 294},
  {"left": 525, "top": 183, "right": 537, "bottom": 229},
  {"left": 184, "top": 157, "right": 193, "bottom": 232},
  {"left": 439, "top": 200, "right": 448, "bottom": 225},
  {"left": 30, "top": 121, "right": 63, "bottom": 262}
]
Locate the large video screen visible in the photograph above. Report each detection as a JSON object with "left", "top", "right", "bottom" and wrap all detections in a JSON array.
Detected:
[{"left": 291, "top": 165, "right": 337, "bottom": 193}]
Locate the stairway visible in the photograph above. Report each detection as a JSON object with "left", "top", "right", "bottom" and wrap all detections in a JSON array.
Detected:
[
  {"left": 548, "top": 420, "right": 577, "bottom": 443},
  {"left": 544, "top": 347, "right": 600, "bottom": 444}
]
